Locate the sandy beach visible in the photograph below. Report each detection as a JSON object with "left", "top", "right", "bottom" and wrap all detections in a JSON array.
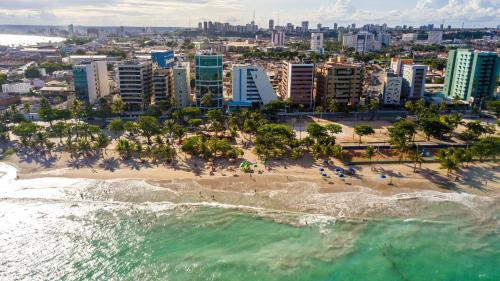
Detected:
[{"left": 3, "top": 145, "right": 499, "bottom": 220}]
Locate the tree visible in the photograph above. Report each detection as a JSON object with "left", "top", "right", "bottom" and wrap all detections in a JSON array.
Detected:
[
  {"left": 368, "top": 99, "right": 380, "bottom": 120},
  {"left": 485, "top": 100, "right": 500, "bottom": 118},
  {"left": 94, "top": 133, "right": 110, "bottom": 156},
  {"left": 436, "top": 148, "right": 460, "bottom": 177},
  {"left": 418, "top": 115, "right": 448, "bottom": 141},
  {"left": 25, "top": 67, "right": 41, "bottom": 78},
  {"left": 388, "top": 120, "right": 416, "bottom": 162},
  {"left": 116, "top": 138, "right": 134, "bottom": 159},
  {"left": 254, "top": 124, "right": 300, "bottom": 159},
  {"left": 404, "top": 101, "right": 415, "bottom": 114},
  {"left": 201, "top": 91, "right": 213, "bottom": 108},
  {"left": 108, "top": 119, "right": 125, "bottom": 138},
  {"left": 459, "top": 121, "right": 495, "bottom": 143},
  {"left": 182, "top": 135, "right": 210, "bottom": 159},
  {"left": 124, "top": 121, "right": 140, "bottom": 136},
  {"left": 363, "top": 146, "right": 376, "bottom": 162},
  {"left": 23, "top": 102, "right": 31, "bottom": 114},
  {"left": 137, "top": 116, "right": 161, "bottom": 144},
  {"left": 327, "top": 99, "right": 340, "bottom": 113},
  {"left": 471, "top": 137, "right": 500, "bottom": 162},
  {"left": 306, "top": 123, "right": 327, "bottom": 139},
  {"left": 325, "top": 123, "right": 342, "bottom": 136},
  {"left": 408, "top": 148, "right": 424, "bottom": 172},
  {"left": 11, "top": 122, "right": 40, "bottom": 145},
  {"left": 51, "top": 121, "right": 68, "bottom": 143},
  {"left": 111, "top": 98, "right": 125, "bottom": 115},
  {"left": 38, "top": 98, "right": 56, "bottom": 125},
  {"left": 354, "top": 125, "right": 375, "bottom": 144}
]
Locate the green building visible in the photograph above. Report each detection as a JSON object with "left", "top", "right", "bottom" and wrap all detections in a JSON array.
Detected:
[
  {"left": 195, "top": 54, "right": 224, "bottom": 109},
  {"left": 443, "top": 49, "right": 499, "bottom": 104}
]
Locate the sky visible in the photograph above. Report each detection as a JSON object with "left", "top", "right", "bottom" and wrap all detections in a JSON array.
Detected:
[{"left": 0, "top": 0, "right": 498, "bottom": 28}]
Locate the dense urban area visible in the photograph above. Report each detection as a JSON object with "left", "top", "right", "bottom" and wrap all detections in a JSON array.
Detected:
[{"left": 0, "top": 21, "right": 499, "bottom": 174}]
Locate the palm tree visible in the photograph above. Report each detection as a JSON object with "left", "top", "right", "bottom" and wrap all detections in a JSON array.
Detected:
[
  {"left": 408, "top": 148, "right": 424, "bottom": 173},
  {"left": 363, "top": 146, "right": 376, "bottom": 162},
  {"left": 23, "top": 102, "right": 31, "bottom": 114},
  {"left": 201, "top": 90, "right": 213, "bottom": 108},
  {"left": 111, "top": 98, "right": 125, "bottom": 115}
]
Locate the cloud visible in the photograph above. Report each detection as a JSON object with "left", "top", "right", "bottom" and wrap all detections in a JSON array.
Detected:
[
  {"left": 309, "top": 0, "right": 499, "bottom": 27},
  {"left": 0, "top": 0, "right": 498, "bottom": 27}
]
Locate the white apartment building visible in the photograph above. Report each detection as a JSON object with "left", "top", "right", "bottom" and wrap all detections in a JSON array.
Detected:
[
  {"left": 271, "top": 30, "right": 285, "bottom": 47},
  {"left": 343, "top": 31, "right": 381, "bottom": 53},
  {"left": 1, "top": 82, "right": 33, "bottom": 94},
  {"left": 402, "top": 33, "right": 418, "bottom": 42},
  {"left": 232, "top": 65, "right": 277, "bottom": 107},
  {"left": 427, "top": 30, "right": 443, "bottom": 45},
  {"left": 173, "top": 62, "right": 191, "bottom": 108},
  {"left": 73, "top": 61, "right": 110, "bottom": 104},
  {"left": 310, "top": 33, "right": 324, "bottom": 54},
  {"left": 402, "top": 64, "right": 427, "bottom": 100},
  {"left": 382, "top": 72, "right": 403, "bottom": 105}
]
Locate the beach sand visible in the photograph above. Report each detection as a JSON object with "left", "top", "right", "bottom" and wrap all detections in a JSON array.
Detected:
[{"left": 3, "top": 146, "right": 499, "bottom": 219}]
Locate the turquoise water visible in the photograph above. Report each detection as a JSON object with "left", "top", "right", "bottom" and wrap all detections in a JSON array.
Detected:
[
  {"left": 0, "top": 163, "right": 498, "bottom": 280},
  {"left": 1, "top": 200, "right": 498, "bottom": 281}
]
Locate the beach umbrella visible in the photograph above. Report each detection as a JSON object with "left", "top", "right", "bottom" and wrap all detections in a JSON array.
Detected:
[
  {"left": 338, "top": 173, "right": 345, "bottom": 178},
  {"left": 319, "top": 168, "right": 325, "bottom": 172},
  {"left": 322, "top": 173, "right": 327, "bottom": 177},
  {"left": 348, "top": 168, "right": 356, "bottom": 174},
  {"left": 379, "top": 174, "right": 387, "bottom": 179}
]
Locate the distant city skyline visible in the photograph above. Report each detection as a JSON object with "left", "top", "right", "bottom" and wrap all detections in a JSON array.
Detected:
[{"left": 0, "top": 0, "right": 498, "bottom": 28}]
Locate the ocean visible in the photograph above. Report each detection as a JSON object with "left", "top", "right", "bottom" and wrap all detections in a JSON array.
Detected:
[
  {"left": 0, "top": 34, "right": 65, "bottom": 46},
  {"left": 0, "top": 162, "right": 499, "bottom": 281}
]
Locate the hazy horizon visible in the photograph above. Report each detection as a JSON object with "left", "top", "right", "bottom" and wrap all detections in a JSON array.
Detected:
[{"left": 0, "top": 0, "right": 498, "bottom": 29}]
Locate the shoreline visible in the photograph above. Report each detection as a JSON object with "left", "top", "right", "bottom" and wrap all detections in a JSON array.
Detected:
[{"left": 2, "top": 150, "right": 499, "bottom": 220}]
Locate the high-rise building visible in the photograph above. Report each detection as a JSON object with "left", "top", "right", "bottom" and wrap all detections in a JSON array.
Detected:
[
  {"left": 68, "top": 24, "right": 74, "bottom": 37},
  {"left": 73, "top": 61, "right": 109, "bottom": 104},
  {"left": 87, "top": 28, "right": 99, "bottom": 39},
  {"left": 333, "top": 23, "right": 338, "bottom": 30},
  {"left": 198, "top": 22, "right": 203, "bottom": 30},
  {"left": 343, "top": 31, "right": 380, "bottom": 53},
  {"left": 152, "top": 68, "right": 173, "bottom": 105},
  {"left": 269, "top": 19, "right": 275, "bottom": 31},
  {"left": 310, "top": 32, "right": 324, "bottom": 54},
  {"left": 280, "top": 61, "right": 315, "bottom": 107},
  {"left": 390, "top": 57, "right": 414, "bottom": 76},
  {"left": 231, "top": 65, "right": 277, "bottom": 107},
  {"left": 173, "top": 62, "right": 192, "bottom": 108},
  {"left": 402, "top": 64, "right": 427, "bottom": 100},
  {"left": 301, "top": 21, "right": 309, "bottom": 32},
  {"left": 271, "top": 30, "right": 285, "bottom": 47},
  {"left": 316, "top": 59, "right": 363, "bottom": 106},
  {"left": 382, "top": 71, "right": 403, "bottom": 105},
  {"left": 317, "top": 23, "right": 322, "bottom": 31},
  {"left": 117, "top": 61, "right": 153, "bottom": 112},
  {"left": 443, "top": 49, "right": 500, "bottom": 102},
  {"left": 151, "top": 50, "right": 175, "bottom": 69},
  {"left": 195, "top": 54, "right": 224, "bottom": 109},
  {"left": 427, "top": 30, "right": 443, "bottom": 45},
  {"left": 402, "top": 33, "right": 418, "bottom": 42}
]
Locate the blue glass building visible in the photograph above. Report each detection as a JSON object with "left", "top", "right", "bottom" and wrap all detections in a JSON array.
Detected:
[{"left": 73, "top": 65, "right": 89, "bottom": 101}]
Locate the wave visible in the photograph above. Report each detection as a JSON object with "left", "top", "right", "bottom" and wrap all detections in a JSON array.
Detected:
[{"left": 1, "top": 162, "right": 498, "bottom": 226}]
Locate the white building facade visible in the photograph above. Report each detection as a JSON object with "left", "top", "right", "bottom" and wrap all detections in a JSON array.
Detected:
[
  {"left": 232, "top": 65, "right": 277, "bottom": 107},
  {"left": 382, "top": 72, "right": 403, "bottom": 105},
  {"left": 271, "top": 31, "right": 285, "bottom": 47},
  {"left": 402, "top": 64, "right": 427, "bottom": 100},
  {"left": 310, "top": 33, "right": 324, "bottom": 54},
  {"left": 173, "top": 62, "right": 191, "bottom": 108}
]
